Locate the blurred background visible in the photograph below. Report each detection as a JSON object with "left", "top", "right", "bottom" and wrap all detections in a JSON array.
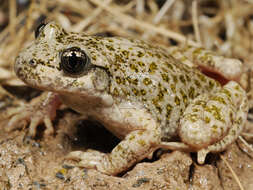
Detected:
[{"left": 0, "top": 0, "right": 253, "bottom": 85}]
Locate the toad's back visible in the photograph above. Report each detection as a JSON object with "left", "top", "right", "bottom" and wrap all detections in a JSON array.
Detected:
[{"left": 99, "top": 37, "right": 220, "bottom": 140}]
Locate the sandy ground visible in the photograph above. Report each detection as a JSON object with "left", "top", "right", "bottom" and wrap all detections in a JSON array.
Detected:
[{"left": 0, "top": 94, "right": 253, "bottom": 190}]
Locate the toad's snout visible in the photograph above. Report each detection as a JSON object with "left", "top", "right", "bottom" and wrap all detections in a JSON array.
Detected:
[{"left": 14, "top": 56, "right": 24, "bottom": 78}]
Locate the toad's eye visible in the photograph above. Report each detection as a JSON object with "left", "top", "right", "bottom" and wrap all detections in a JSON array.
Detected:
[
  {"left": 35, "top": 23, "right": 46, "bottom": 38},
  {"left": 60, "top": 47, "right": 90, "bottom": 75}
]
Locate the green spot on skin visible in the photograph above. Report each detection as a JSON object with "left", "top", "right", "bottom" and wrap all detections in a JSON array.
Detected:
[
  {"left": 192, "top": 47, "right": 202, "bottom": 60},
  {"left": 170, "top": 84, "right": 176, "bottom": 93},
  {"left": 155, "top": 53, "right": 162, "bottom": 58},
  {"left": 137, "top": 61, "right": 145, "bottom": 67},
  {"left": 222, "top": 88, "right": 232, "bottom": 98},
  {"left": 138, "top": 140, "right": 146, "bottom": 146},
  {"left": 187, "top": 113, "right": 198, "bottom": 122},
  {"left": 132, "top": 78, "right": 138, "bottom": 85},
  {"left": 197, "top": 73, "right": 207, "bottom": 82},
  {"left": 72, "top": 80, "right": 80, "bottom": 87},
  {"left": 236, "top": 117, "right": 242, "bottom": 125},
  {"left": 179, "top": 75, "right": 186, "bottom": 84},
  {"left": 192, "top": 108, "right": 199, "bottom": 112},
  {"left": 155, "top": 105, "right": 162, "bottom": 113},
  {"left": 194, "top": 79, "right": 201, "bottom": 88},
  {"left": 143, "top": 78, "right": 152, "bottom": 85},
  {"left": 180, "top": 56, "right": 187, "bottom": 62},
  {"left": 137, "top": 51, "right": 144, "bottom": 57},
  {"left": 204, "top": 117, "right": 210, "bottom": 123},
  {"left": 130, "top": 63, "right": 139, "bottom": 72},
  {"left": 208, "top": 80, "right": 215, "bottom": 90},
  {"left": 234, "top": 85, "right": 241, "bottom": 91},
  {"left": 161, "top": 73, "right": 170, "bottom": 82},
  {"left": 152, "top": 98, "right": 162, "bottom": 113},
  {"left": 140, "top": 89, "right": 147, "bottom": 95},
  {"left": 122, "top": 89, "right": 130, "bottom": 96},
  {"left": 121, "top": 50, "right": 129, "bottom": 58},
  {"left": 115, "top": 76, "right": 122, "bottom": 84},
  {"left": 147, "top": 51, "right": 153, "bottom": 57},
  {"left": 149, "top": 62, "right": 157, "bottom": 73},
  {"left": 210, "top": 96, "right": 227, "bottom": 105},
  {"left": 166, "top": 104, "right": 172, "bottom": 118},
  {"left": 205, "top": 105, "right": 225, "bottom": 123},
  {"left": 127, "top": 76, "right": 138, "bottom": 85},
  {"left": 105, "top": 45, "right": 115, "bottom": 51},
  {"left": 157, "top": 91, "right": 164, "bottom": 101},
  {"left": 229, "top": 111, "right": 233, "bottom": 122},
  {"left": 195, "top": 100, "right": 206, "bottom": 106},
  {"left": 186, "top": 75, "right": 191, "bottom": 82},
  {"left": 116, "top": 144, "right": 123, "bottom": 151},
  {"left": 129, "top": 135, "right": 135, "bottom": 141},
  {"left": 115, "top": 54, "right": 125, "bottom": 63},
  {"left": 174, "top": 96, "right": 180, "bottom": 105},
  {"left": 132, "top": 88, "right": 139, "bottom": 96},
  {"left": 172, "top": 75, "right": 178, "bottom": 83},
  {"left": 189, "top": 87, "right": 195, "bottom": 99},
  {"left": 113, "top": 88, "right": 119, "bottom": 96},
  {"left": 180, "top": 89, "right": 188, "bottom": 104},
  {"left": 165, "top": 62, "right": 174, "bottom": 71},
  {"left": 211, "top": 125, "right": 218, "bottom": 133}
]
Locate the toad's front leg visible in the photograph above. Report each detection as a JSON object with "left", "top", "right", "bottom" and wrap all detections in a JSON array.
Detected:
[
  {"left": 5, "top": 92, "right": 61, "bottom": 137},
  {"left": 67, "top": 128, "right": 161, "bottom": 175}
]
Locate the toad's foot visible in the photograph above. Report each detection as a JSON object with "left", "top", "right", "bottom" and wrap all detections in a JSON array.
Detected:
[
  {"left": 6, "top": 92, "right": 61, "bottom": 137},
  {"left": 66, "top": 129, "right": 160, "bottom": 175},
  {"left": 196, "top": 101, "right": 247, "bottom": 164},
  {"left": 180, "top": 81, "right": 248, "bottom": 163},
  {"left": 66, "top": 150, "right": 110, "bottom": 173}
]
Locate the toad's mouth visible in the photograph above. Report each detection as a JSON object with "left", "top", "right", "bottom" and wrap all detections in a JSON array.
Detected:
[{"left": 15, "top": 60, "right": 98, "bottom": 97}]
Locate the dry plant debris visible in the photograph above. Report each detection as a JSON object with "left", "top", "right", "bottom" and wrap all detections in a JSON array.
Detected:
[{"left": 0, "top": 0, "right": 253, "bottom": 189}]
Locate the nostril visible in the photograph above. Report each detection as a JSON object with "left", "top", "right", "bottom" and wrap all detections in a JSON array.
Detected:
[
  {"left": 29, "top": 59, "right": 36, "bottom": 67},
  {"left": 14, "top": 63, "right": 23, "bottom": 78}
]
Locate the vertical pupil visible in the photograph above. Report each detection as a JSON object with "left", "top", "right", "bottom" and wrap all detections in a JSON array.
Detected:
[{"left": 70, "top": 52, "right": 78, "bottom": 68}]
